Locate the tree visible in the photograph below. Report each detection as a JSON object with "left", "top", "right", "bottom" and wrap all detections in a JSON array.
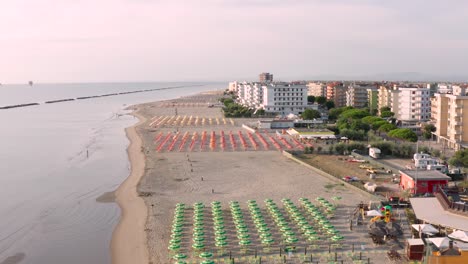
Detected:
[
  {"left": 422, "top": 124, "right": 436, "bottom": 139},
  {"left": 307, "top": 95, "right": 316, "bottom": 103},
  {"left": 449, "top": 149, "right": 468, "bottom": 168},
  {"left": 381, "top": 111, "right": 394, "bottom": 118},
  {"left": 380, "top": 106, "right": 391, "bottom": 113},
  {"left": 362, "top": 116, "right": 383, "bottom": 124},
  {"left": 371, "top": 120, "right": 388, "bottom": 131},
  {"left": 325, "top": 100, "right": 335, "bottom": 110},
  {"left": 301, "top": 109, "right": 321, "bottom": 120},
  {"left": 387, "top": 128, "right": 418, "bottom": 142},
  {"left": 378, "top": 123, "right": 397, "bottom": 132},
  {"left": 315, "top": 96, "right": 326, "bottom": 105}
]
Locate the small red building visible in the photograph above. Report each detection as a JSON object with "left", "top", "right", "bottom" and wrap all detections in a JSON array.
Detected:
[{"left": 399, "top": 170, "right": 450, "bottom": 195}]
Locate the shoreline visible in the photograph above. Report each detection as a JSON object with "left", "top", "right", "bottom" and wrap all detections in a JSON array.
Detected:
[{"left": 110, "top": 108, "right": 149, "bottom": 264}]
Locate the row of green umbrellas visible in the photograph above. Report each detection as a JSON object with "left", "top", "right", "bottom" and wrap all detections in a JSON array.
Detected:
[
  {"left": 192, "top": 202, "right": 207, "bottom": 250},
  {"left": 301, "top": 198, "right": 344, "bottom": 242},
  {"left": 211, "top": 201, "right": 228, "bottom": 248},
  {"left": 265, "top": 199, "right": 299, "bottom": 244},
  {"left": 229, "top": 201, "right": 252, "bottom": 247},
  {"left": 247, "top": 200, "right": 275, "bottom": 246}
]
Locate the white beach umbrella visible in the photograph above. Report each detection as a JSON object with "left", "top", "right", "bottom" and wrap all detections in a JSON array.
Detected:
[
  {"left": 366, "top": 210, "right": 382, "bottom": 217},
  {"left": 449, "top": 230, "right": 468, "bottom": 242},
  {"left": 427, "top": 237, "right": 451, "bottom": 249},
  {"left": 411, "top": 224, "right": 438, "bottom": 234}
]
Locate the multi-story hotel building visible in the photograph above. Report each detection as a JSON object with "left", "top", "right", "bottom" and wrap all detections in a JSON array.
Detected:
[
  {"left": 326, "top": 83, "right": 347, "bottom": 107},
  {"left": 431, "top": 85, "right": 468, "bottom": 150},
  {"left": 393, "top": 85, "right": 431, "bottom": 122},
  {"left": 236, "top": 82, "right": 308, "bottom": 115},
  {"left": 307, "top": 82, "right": 326, "bottom": 97},
  {"left": 346, "top": 85, "right": 374, "bottom": 108},
  {"left": 378, "top": 85, "right": 431, "bottom": 123}
]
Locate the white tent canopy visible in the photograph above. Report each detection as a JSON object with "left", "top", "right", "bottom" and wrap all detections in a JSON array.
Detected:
[
  {"left": 449, "top": 230, "right": 468, "bottom": 242},
  {"left": 366, "top": 210, "right": 382, "bottom": 217},
  {"left": 427, "top": 237, "right": 451, "bottom": 249},
  {"left": 412, "top": 224, "right": 439, "bottom": 234}
]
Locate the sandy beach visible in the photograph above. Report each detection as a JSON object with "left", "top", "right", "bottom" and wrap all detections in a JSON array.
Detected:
[
  {"left": 111, "top": 110, "right": 149, "bottom": 264},
  {"left": 112, "top": 91, "right": 374, "bottom": 263}
]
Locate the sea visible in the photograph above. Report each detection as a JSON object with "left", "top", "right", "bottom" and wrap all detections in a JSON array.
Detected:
[{"left": 0, "top": 82, "right": 225, "bottom": 264}]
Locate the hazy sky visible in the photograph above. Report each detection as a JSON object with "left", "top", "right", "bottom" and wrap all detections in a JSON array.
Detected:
[{"left": 1, "top": 0, "right": 468, "bottom": 83}]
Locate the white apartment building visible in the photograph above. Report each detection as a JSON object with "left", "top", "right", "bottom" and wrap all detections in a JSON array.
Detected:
[
  {"left": 236, "top": 82, "right": 308, "bottom": 115},
  {"left": 262, "top": 83, "right": 308, "bottom": 115},
  {"left": 378, "top": 85, "right": 431, "bottom": 122},
  {"left": 228, "top": 81, "right": 238, "bottom": 92},
  {"left": 307, "top": 82, "right": 326, "bottom": 97},
  {"left": 393, "top": 86, "right": 431, "bottom": 122},
  {"left": 236, "top": 82, "right": 263, "bottom": 109}
]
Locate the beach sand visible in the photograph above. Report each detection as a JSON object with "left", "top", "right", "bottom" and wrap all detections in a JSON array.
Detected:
[
  {"left": 111, "top": 91, "right": 370, "bottom": 263},
  {"left": 111, "top": 110, "right": 149, "bottom": 264}
]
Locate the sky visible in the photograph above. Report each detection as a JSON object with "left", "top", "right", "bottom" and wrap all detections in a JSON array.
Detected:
[{"left": 1, "top": 0, "right": 468, "bottom": 83}]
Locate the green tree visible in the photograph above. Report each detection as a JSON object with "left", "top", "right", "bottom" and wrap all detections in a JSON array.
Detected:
[
  {"left": 362, "top": 116, "right": 383, "bottom": 124},
  {"left": 449, "top": 149, "right": 468, "bottom": 168},
  {"left": 301, "top": 109, "right": 321, "bottom": 120},
  {"left": 325, "top": 100, "right": 335, "bottom": 110},
  {"left": 307, "top": 95, "right": 316, "bottom": 103},
  {"left": 371, "top": 120, "right": 388, "bottom": 131},
  {"left": 388, "top": 128, "right": 418, "bottom": 142},
  {"left": 422, "top": 124, "right": 436, "bottom": 139},
  {"left": 380, "top": 106, "right": 391, "bottom": 113},
  {"left": 378, "top": 123, "right": 397, "bottom": 132},
  {"left": 381, "top": 111, "right": 394, "bottom": 118},
  {"left": 315, "top": 96, "right": 327, "bottom": 105}
]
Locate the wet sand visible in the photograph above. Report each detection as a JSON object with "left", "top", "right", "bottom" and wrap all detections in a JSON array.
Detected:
[{"left": 111, "top": 110, "right": 149, "bottom": 264}]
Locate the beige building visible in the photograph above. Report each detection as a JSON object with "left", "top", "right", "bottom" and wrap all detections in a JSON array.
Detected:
[
  {"left": 346, "top": 85, "right": 374, "bottom": 108},
  {"left": 431, "top": 85, "right": 468, "bottom": 150},
  {"left": 307, "top": 82, "right": 326, "bottom": 97}
]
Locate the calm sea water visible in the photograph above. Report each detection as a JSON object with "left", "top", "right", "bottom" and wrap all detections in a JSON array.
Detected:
[{"left": 0, "top": 82, "right": 225, "bottom": 264}]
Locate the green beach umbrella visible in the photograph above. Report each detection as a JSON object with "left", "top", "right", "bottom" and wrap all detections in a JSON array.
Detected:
[
  {"left": 172, "top": 253, "right": 187, "bottom": 260},
  {"left": 193, "top": 236, "right": 205, "bottom": 242},
  {"left": 199, "top": 252, "right": 213, "bottom": 259},
  {"left": 260, "top": 232, "right": 272, "bottom": 238},
  {"left": 200, "top": 260, "right": 215, "bottom": 264},
  {"left": 283, "top": 231, "right": 295, "bottom": 237},
  {"left": 168, "top": 243, "right": 181, "bottom": 251},
  {"left": 215, "top": 240, "right": 228, "bottom": 247},
  {"left": 215, "top": 235, "right": 227, "bottom": 241},
  {"left": 172, "top": 227, "right": 183, "bottom": 233},
  {"left": 174, "top": 261, "right": 187, "bottom": 264},
  {"left": 194, "top": 226, "right": 204, "bottom": 232},
  {"left": 171, "top": 233, "right": 183, "bottom": 239},
  {"left": 305, "top": 230, "right": 317, "bottom": 236},
  {"left": 287, "top": 237, "right": 299, "bottom": 243},
  {"left": 170, "top": 238, "right": 182, "bottom": 244},
  {"left": 308, "top": 235, "right": 320, "bottom": 240},
  {"left": 280, "top": 226, "right": 292, "bottom": 232},
  {"left": 237, "top": 233, "right": 250, "bottom": 239},
  {"left": 258, "top": 226, "right": 270, "bottom": 232},
  {"left": 239, "top": 239, "right": 251, "bottom": 246},
  {"left": 172, "top": 222, "right": 184, "bottom": 228},
  {"left": 215, "top": 230, "right": 226, "bottom": 235},
  {"left": 262, "top": 238, "right": 274, "bottom": 244},
  {"left": 192, "top": 242, "right": 205, "bottom": 249},
  {"left": 193, "top": 231, "right": 204, "bottom": 237}
]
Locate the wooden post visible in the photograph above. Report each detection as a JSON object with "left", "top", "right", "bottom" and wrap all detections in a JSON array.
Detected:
[
  {"left": 280, "top": 247, "right": 282, "bottom": 257},
  {"left": 359, "top": 252, "right": 362, "bottom": 260},
  {"left": 305, "top": 246, "right": 307, "bottom": 255},
  {"left": 352, "top": 244, "right": 354, "bottom": 252}
]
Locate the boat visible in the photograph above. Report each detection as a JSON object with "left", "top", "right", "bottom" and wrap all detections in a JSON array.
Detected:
[{"left": 28, "top": 81, "right": 33, "bottom": 86}]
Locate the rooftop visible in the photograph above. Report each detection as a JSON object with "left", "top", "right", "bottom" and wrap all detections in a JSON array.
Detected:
[
  {"left": 410, "top": 197, "right": 468, "bottom": 231},
  {"left": 400, "top": 170, "right": 451, "bottom": 180}
]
